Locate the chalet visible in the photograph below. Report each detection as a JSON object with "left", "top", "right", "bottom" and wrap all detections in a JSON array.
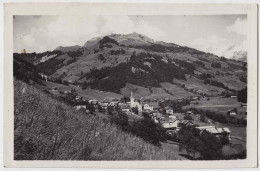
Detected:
[
  {"left": 190, "top": 101, "right": 199, "bottom": 105},
  {"left": 89, "top": 99, "right": 98, "bottom": 104},
  {"left": 192, "top": 96, "right": 200, "bottom": 101},
  {"left": 164, "top": 106, "right": 174, "bottom": 115},
  {"left": 179, "top": 120, "right": 194, "bottom": 127},
  {"left": 99, "top": 100, "right": 110, "bottom": 106},
  {"left": 75, "top": 96, "right": 81, "bottom": 101},
  {"left": 74, "top": 105, "right": 86, "bottom": 110},
  {"left": 160, "top": 118, "right": 180, "bottom": 130},
  {"left": 100, "top": 103, "right": 109, "bottom": 110},
  {"left": 196, "top": 126, "right": 231, "bottom": 140},
  {"left": 121, "top": 105, "right": 131, "bottom": 113},
  {"left": 227, "top": 110, "right": 237, "bottom": 116},
  {"left": 143, "top": 104, "right": 153, "bottom": 111},
  {"left": 186, "top": 111, "right": 194, "bottom": 117},
  {"left": 169, "top": 115, "right": 177, "bottom": 119}
]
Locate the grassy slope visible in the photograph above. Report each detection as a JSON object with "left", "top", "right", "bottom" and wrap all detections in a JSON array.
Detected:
[{"left": 14, "top": 79, "right": 177, "bottom": 160}]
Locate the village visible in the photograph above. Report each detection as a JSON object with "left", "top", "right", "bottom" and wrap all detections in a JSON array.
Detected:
[{"left": 73, "top": 90, "right": 233, "bottom": 142}]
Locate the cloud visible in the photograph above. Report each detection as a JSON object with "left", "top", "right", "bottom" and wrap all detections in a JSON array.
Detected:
[
  {"left": 14, "top": 15, "right": 165, "bottom": 53},
  {"left": 191, "top": 35, "right": 227, "bottom": 56},
  {"left": 135, "top": 20, "right": 165, "bottom": 40},
  {"left": 191, "top": 35, "right": 247, "bottom": 58},
  {"left": 227, "top": 18, "right": 247, "bottom": 35}
]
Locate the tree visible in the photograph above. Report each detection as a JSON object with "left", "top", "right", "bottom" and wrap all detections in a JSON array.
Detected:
[
  {"left": 130, "top": 118, "right": 167, "bottom": 146},
  {"left": 131, "top": 107, "right": 138, "bottom": 114},
  {"left": 110, "top": 111, "right": 129, "bottom": 131},
  {"left": 200, "top": 113, "right": 206, "bottom": 122},
  {"left": 237, "top": 87, "right": 247, "bottom": 103},
  {"left": 178, "top": 126, "right": 224, "bottom": 160},
  {"left": 184, "top": 115, "right": 193, "bottom": 120}
]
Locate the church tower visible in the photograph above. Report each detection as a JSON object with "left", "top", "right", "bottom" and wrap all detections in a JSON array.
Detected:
[{"left": 130, "top": 90, "right": 134, "bottom": 105}]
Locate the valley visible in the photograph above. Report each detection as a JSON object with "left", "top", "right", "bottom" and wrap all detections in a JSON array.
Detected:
[{"left": 13, "top": 32, "right": 247, "bottom": 160}]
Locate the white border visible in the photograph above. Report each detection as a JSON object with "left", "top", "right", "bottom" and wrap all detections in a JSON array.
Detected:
[{"left": 3, "top": 2, "right": 258, "bottom": 169}]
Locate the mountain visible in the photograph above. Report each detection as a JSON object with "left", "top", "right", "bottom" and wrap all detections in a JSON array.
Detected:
[
  {"left": 54, "top": 45, "right": 81, "bottom": 52},
  {"left": 14, "top": 33, "right": 247, "bottom": 99}
]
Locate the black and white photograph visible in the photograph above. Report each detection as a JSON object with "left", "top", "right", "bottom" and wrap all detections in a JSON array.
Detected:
[{"left": 3, "top": 3, "right": 258, "bottom": 168}]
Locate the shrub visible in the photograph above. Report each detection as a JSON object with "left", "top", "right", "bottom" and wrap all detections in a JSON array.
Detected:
[{"left": 211, "top": 62, "right": 221, "bottom": 68}]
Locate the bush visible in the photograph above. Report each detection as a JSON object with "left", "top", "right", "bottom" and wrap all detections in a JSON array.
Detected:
[{"left": 211, "top": 62, "right": 221, "bottom": 68}]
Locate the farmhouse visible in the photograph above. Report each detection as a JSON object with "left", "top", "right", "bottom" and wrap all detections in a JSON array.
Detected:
[
  {"left": 143, "top": 104, "right": 153, "bottom": 111},
  {"left": 227, "top": 110, "right": 237, "bottom": 116},
  {"left": 192, "top": 96, "right": 200, "bottom": 101},
  {"left": 121, "top": 105, "right": 131, "bottom": 113},
  {"left": 164, "top": 106, "right": 174, "bottom": 115},
  {"left": 159, "top": 118, "right": 180, "bottom": 130},
  {"left": 196, "top": 126, "right": 231, "bottom": 140},
  {"left": 179, "top": 120, "right": 194, "bottom": 127},
  {"left": 89, "top": 99, "right": 98, "bottom": 104},
  {"left": 186, "top": 111, "right": 194, "bottom": 116},
  {"left": 74, "top": 105, "right": 86, "bottom": 110}
]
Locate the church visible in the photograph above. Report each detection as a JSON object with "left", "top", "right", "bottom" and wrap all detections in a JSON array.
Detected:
[{"left": 130, "top": 91, "right": 143, "bottom": 115}]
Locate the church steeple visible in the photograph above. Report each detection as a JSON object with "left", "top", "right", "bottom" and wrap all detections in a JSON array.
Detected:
[{"left": 130, "top": 90, "right": 134, "bottom": 104}]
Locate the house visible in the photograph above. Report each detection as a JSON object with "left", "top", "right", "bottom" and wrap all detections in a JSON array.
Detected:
[
  {"left": 99, "top": 100, "right": 110, "bottom": 107},
  {"left": 230, "top": 96, "right": 237, "bottom": 99},
  {"left": 192, "top": 96, "right": 200, "bottom": 101},
  {"left": 143, "top": 104, "right": 153, "bottom": 111},
  {"left": 178, "top": 120, "right": 194, "bottom": 127},
  {"left": 227, "top": 110, "right": 237, "bottom": 116},
  {"left": 75, "top": 96, "right": 81, "bottom": 100},
  {"left": 74, "top": 105, "right": 86, "bottom": 110},
  {"left": 190, "top": 101, "right": 199, "bottom": 105},
  {"left": 121, "top": 105, "right": 131, "bottom": 113},
  {"left": 89, "top": 99, "right": 98, "bottom": 104},
  {"left": 186, "top": 111, "right": 194, "bottom": 117},
  {"left": 196, "top": 126, "right": 231, "bottom": 140},
  {"left": 159, "top": 118, "right": 180, "bottom": 130},
  {"left": 164, "top": 106, "right": 174, "bottom": 115}
]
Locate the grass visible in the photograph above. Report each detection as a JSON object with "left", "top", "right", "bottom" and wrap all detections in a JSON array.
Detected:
[
  {"left": 14, "top": 79, "right": 177, "bottom": 160},
  {"left": 185, "top": 97, "right": 247, "bottom": 118}
]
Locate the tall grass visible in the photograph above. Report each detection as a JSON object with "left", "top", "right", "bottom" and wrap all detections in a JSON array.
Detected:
[{"left": 14, "top": 79, "right": 177, "bottom": 160}]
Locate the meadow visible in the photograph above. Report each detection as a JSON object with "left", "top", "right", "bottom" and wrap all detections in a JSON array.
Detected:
[{"left": 14, "top": 79, "right": 177, "bottom": 160}]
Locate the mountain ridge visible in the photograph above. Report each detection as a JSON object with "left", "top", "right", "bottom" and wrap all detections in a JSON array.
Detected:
[{"left": 14, "top": 32, "right": 247, "bottom": 99}]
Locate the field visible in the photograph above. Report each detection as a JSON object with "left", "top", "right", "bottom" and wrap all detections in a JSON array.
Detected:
[
  {"left": 172, "top": 75, "right": 228, "bottom": 96},
  {"left": 160, "top": 82, "right": 195, "bottom": 99},
  {"left": 184, "top": 97, "right": 247, "bottom": 119}
]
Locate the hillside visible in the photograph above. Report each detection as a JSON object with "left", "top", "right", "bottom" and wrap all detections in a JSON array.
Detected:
[
  {"left": 14, "top": 32, "right": 247, "bottom": 99},
  {"left": 14, "top": 78, "right": 178, "bottom": 160}
]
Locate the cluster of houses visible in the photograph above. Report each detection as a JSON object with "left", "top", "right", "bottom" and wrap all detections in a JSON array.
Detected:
[{"left": 73, "top": 91, "right": 231, "bottom": 141}]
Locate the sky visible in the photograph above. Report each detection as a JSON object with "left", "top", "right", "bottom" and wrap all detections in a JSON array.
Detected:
[{"left": 13, "top": 15, "right": 247, "bottom": 58}]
